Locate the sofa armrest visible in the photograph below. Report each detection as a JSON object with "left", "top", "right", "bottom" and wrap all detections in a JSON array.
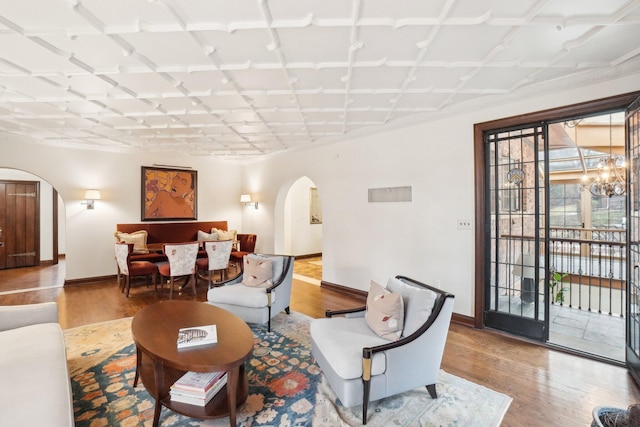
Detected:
[{"left": 0, "top": 302, "right": 59, "bottom": 332}]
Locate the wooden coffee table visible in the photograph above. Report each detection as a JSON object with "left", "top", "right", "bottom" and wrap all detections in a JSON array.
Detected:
[{"left": 131, "top": 300, "right": 254, "bottom": 426}]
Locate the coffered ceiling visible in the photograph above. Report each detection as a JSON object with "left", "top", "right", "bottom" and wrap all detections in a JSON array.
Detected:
[{"left": 0, "top": 0, "right": 639, "bottom": 161}]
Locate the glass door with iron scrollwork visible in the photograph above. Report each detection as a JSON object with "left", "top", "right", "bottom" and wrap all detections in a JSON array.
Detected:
[
  {"left": 485, "top": 124, "right": 548, "bottom": 340},
  {"left": 627, "top": 96, "right": 640, "bottom": 384}
]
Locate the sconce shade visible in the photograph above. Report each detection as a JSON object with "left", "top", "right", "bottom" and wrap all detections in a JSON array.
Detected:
[
  {"left": 240, "top": 194, "right": 252, "bottom": 203},
  {"left": 84, "top": 189, "right": 101, "bottom": 200}
]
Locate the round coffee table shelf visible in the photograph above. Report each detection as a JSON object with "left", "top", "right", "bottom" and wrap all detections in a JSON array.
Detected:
[{"left": 131, "top": 300, "right": 254, "bottom": 426}]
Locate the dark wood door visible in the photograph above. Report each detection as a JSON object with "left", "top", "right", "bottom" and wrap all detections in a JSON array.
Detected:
[
  {"left": 483, "top": 124, "right": 548, "bottom": 340},
  {"left": 0, "top": 181, "right": 39, "bottom": 269}
]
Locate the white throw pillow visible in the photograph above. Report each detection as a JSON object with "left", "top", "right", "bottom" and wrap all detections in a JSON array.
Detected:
[
  {"left": 365, "top": 280, "right": 404, "bottom": 341},
  {"left": 386, "top": 277, "right": 437, "bottom": 337},
  {"left": 115, "top": 230, "right": 149, "bottom": 254},
  {"left": 197, "top": 230, "right": 218, "bottom": 243},
  {"left": 212, "top": 228, "right": 237, "bottom": 241}
]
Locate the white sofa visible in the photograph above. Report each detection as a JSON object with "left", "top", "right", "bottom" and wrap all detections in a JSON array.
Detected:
[{"left": 0, "top": 302, "right": 75, "bottom": 427}]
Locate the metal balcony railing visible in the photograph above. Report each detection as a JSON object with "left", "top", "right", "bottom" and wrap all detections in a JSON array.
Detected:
[
  {"left": 500, "top": 226, "right": 626, "bottom": 317},
  {"left": 548, "top": 227, "right": 625, "bottom": 316}
]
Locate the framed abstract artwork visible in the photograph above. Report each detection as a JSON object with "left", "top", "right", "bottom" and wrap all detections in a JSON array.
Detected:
[{"left": 141, "top": 166, "right": 197, "bottom": 221}]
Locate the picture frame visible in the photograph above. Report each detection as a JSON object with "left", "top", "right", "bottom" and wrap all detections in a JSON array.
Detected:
[
  {"left": 310, "top": 187, "right": 322, "bottom": 224},
  {"left": 141, "top": 166, "right": 197, "bottom": 221}
]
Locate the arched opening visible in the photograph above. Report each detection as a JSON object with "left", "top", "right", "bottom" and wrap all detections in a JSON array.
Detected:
[
  {"left": 0, "top": 167, "right": 65, "bottom": 289},
  {"left": 282, "top": 176, "right": 323, "bottom": 256},
  {"left": 273, "top": 175, "right": 324, "bottom": 288}
]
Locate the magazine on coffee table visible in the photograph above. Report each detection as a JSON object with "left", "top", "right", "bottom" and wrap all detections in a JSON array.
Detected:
[{"left": 177, "top": 324, "right": 217, "bottom": 348}]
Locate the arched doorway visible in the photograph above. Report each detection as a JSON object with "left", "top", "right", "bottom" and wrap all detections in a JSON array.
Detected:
[
  {"left": 282, "top": 176, "right": 323, "bottom": 256},
  {"left": 0, "top": 168, "right": 65, "bottom": 279}
]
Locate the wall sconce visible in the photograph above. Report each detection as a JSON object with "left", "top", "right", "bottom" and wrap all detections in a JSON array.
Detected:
[
  {"left": 240, "top": 194, "right": 258, "bottom": 209},
  {"left": 82, "top": 189, "right": 101, "bottom": 210}
]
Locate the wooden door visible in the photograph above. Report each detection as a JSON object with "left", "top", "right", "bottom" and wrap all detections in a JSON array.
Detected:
[{"left": 0, "top": 181, "right": 39, "bottom": 269}]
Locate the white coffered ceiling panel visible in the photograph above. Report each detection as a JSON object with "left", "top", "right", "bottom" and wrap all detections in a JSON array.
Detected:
[{"left": 0, "top": 0, "right": 638, "bottom": 160}]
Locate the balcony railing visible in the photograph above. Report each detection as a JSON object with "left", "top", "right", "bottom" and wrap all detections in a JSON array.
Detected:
[{"left": 502, "top": 226, "right": 626, "bottom": 317}]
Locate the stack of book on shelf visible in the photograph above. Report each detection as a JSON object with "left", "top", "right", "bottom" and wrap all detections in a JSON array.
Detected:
[{"left": 170, "top": 370, "right": 227, "bottom": 406}]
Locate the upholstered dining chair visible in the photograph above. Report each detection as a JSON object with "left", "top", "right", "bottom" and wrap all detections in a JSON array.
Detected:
[
  {"left": 159, "top": 242, "right": 199, "bottom": 299},
  {"left": 195, "top": 240, "right": 234, "bottom": 289},
  {"left": 114, "top": 243, "right": 159, "bottom": 297},
  {"left": 207, "top": 253, "right": 294, "bottom": 332},
  {"left": 310, "top": 276, "right": 455, "bottom": 424},
  {"left": 229, "top": 234, "right": 257, "bottom": 269}
]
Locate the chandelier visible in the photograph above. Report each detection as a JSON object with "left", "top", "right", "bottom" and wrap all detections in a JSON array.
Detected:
[{"left": 581, "top": 115, "right": 626, "bottom": 198}]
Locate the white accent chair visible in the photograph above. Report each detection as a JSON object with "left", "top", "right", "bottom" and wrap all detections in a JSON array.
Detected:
[
  {"left": 206, "top": 253, "right": 294, "bottom": 331},
  {"left": 310, "top": 276, "right": 455, "bottom": 424}
]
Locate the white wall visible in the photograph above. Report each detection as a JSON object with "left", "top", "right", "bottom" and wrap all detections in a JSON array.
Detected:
[
  {"left": 241, "top": 73, "right": 640, "bottom": 318},
  {"left": 0, "top": 145, "right": 243, "bottom": 280},
  {"left": 284, "top": 176, "right": 322, "bottom": 256},
  {"left": 1, "top": 72, "right": 638, "bottom": 318},
  {"left": 0, "top": 168, "right": 54, "bottom": 261}
]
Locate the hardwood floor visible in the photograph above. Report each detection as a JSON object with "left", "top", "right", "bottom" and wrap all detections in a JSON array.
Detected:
[{"left": 1, "top": 259, "right": 639, "bottom": 426}]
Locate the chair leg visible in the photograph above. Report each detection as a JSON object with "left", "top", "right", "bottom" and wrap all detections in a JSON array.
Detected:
[
  {"left": 426, "top": 384, "right": 437, "bottom": 398},
  {"left": 362, "top": 355, "right": 372, "bottom": 425},
  {"left": 362, "top": 378, "right": 370, "bottom": 425},
  {"left": 126, "top": 276, "right": 131, "bottom": 297},
  {"left": 169, "top": 277, "right": 175, "bottom": 299},
  {"left": 190, "top": 274, "right": 197, "bottom": 296}
]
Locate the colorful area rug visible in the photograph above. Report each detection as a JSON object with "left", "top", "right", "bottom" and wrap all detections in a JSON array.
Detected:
[{"left": 64, "top": 312, "right": 511, "bottom": 426}]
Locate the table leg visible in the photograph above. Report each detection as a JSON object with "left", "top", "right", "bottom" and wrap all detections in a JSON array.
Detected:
[
  {"left": 226, "top": 366, "right": 240, "bottom": 426},
  {"left": 151, "top": 358, "right": 166, "bottom": 427},
  {"left": 133, "top": 346, "right": 141, "bottom": 387}
]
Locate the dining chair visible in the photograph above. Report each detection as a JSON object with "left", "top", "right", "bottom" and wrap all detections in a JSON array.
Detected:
[
  {"left": 196, "top": 240, "right": 234, "bottom": 289},
  {"left": 159, "top": 242, "right": 199, "bottom": 299},
  {"left": 230, "top": 234, "right": 257, "bottom": 270},
  {"left": 114, "top": 243, "right": 159, "bottom": 297}
]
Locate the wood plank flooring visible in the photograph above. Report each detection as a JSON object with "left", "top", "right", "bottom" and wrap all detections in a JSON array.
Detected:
[{"left": 1, "top": 258, "right": 639, "bottom": 426}]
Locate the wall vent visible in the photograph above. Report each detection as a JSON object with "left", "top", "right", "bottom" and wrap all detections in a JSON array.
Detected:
[{"left": 368, "top": 186, "right": 412, "bottom": 203}]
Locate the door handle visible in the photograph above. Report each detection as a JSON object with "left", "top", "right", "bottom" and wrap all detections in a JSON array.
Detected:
[{"left": 8, "top": 252, "right": 36, "bottom": 257}]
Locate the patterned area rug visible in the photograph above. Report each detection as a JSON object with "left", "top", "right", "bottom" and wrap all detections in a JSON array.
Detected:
[{"left": 64, "top": 312, "right": 511, "bottom": 426}]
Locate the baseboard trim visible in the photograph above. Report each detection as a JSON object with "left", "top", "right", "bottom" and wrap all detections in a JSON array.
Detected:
[
  {"left": 451, "top": 313, "right": 475, "bottom": 328},
  {"left": 320, "top": 280, "right": 367, "bottom": 300},
  {"left": 65, "top": 275, "right": 116, "bottom": 287},
  {"left": 294, "top": 253, "right": 322, "bottom": 260}
]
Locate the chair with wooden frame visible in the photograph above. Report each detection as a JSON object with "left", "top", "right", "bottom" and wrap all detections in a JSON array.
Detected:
[
  {"left": 310, "top": 276, "right": 455, "bottom": 424},
  {"left": 114, "top": 243, "right": 159, "bottom": 297},
  {"left": 229, "top": 234, "right": 257, "bottom": 269},
  {"left": 158, "top": 242, "right": 199, "bottom": 299},
  {"left": 195, "top": 240, "right": 234, "bottom": 289}
]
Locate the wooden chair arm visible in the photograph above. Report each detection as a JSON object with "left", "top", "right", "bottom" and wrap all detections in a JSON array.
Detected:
[{"left": 326, "top": 306, "right": 366, "bottom": 317}]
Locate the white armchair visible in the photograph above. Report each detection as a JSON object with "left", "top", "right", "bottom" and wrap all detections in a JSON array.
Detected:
[
  {"left": 310, "top": 276, "right": 455, "bottom": 424},
  {"left": 206, "top": 253, "right": 294, "bottom": 332}
]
